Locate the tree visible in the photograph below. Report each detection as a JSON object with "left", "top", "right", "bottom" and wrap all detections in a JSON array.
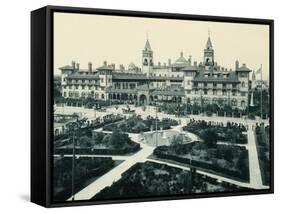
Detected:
[
  {"left": 132, "top": 122, "right": 147, "bottom": 133},
  {"left": 102, "top": 134, "right": 111, "bottom": 146},
  {"left": 92, "top": 132, "right": 104, "bottom": 144},
  {"left": 110, "top": 129, "right": 127, "bottom": 149},
  {"left": 170, "top": 135, "right": 184, "bottom": 154},
  {"left": 78, "top": 136, "right": 92, "bottom": 147},
  {"left": 201, "top": 128, "right": 218, "bottom": 148}
]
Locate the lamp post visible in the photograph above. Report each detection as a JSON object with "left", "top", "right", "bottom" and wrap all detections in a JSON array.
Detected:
[
  {"left": 155, "top": 97, "right": 158, "bottom": 147},
  {"left": 68, "top": 121, "right": 79, "bottom": 201}
]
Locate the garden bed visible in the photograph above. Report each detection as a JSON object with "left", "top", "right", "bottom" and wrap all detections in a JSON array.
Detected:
[
  {"left": 55, "top": 130, "right": 140, "bottom": 156},
  {"left": 183, "top": 120, "right": 247, "bottom": 145},
  {"left": 153, "top": 141, "right": 249, "bottom": 181},
  {"left": 92, "top": 161, "right": 249, "bottom": 200},
  {"left": 255, "top": 124, "right": 270, "bottom": 186},
  {"left": 53, "top": 156, "right": 120, "bottom": 201},
  {"left": 103, "top": 115, "right": 178, "bottom": 133}
]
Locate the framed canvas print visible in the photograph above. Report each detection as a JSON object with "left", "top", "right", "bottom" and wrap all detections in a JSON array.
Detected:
[{"left": 31, "top": 5, "right": 274, "bottom": 207}]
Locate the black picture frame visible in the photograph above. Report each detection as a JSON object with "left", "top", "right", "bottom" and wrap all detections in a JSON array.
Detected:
[{"left": 31, "top": 5, "right": 274, "bottom": 208}]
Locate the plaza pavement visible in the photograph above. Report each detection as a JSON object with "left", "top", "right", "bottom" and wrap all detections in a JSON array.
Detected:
[{"left": 54, "top": 105, "right": 270, "bottom": 201}]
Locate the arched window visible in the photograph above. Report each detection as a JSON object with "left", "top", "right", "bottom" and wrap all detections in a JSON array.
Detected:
[
  {"left": 241, "top": 100, "right": 246, "bottom": 108},
  {"left": 143, "top": 58, "right": 148, "bottom": 65},
  {"left": 231, "top": 99, "right": 237, "bottom": 106},
  {"left": 101, "top": 94, "right": 105, "bottom": 99},
  {"left": 241, "top": 82, "right": 245, "bottom": 87}
]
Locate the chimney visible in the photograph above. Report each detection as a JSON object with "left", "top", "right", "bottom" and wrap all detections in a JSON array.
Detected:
[
  {"left": 104, "top": 61, "right": 107, "bottom": 66},
  {"left": 194, "top": 61, "right": 197, "bottom": 66},
  {"left": 88, "top": 62, "right": 92, "bottom": 72},
  {"left": 168, "top": 59, "right": 171, "bottom": 66},
  {"left": 119, "top": 64, "right": 124, "bottom": 71},
  {"left": 158, "top": 62, "right": 161, "bottom": 66},
  {"left": 72, "top": 61, "right": 76, "bottom": 69},
  {"left": 76, "top": 63, "right": 80, "bottom": 71},
  {"left": 180, "top": 51, "right": 183, "bottom": 57},
  {"left": 235, "top": 60, "right": 239, "bottom": 70},
  {"left": 111, "top": 63, "right": 115, "bottom": 70}
]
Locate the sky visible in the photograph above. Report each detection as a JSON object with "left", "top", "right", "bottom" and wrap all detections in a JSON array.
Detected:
[{"left": 54, "top": 12, "right": 270, "bottom": 80}]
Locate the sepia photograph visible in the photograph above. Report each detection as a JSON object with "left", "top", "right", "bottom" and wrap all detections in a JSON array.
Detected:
[{"left": 52, "top": 10, "right": 272, "bottom": 204}]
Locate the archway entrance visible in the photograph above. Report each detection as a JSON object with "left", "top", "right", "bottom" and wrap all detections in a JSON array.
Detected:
[{"left": 139, "top": 94, "right": 147, "bottom": 106}]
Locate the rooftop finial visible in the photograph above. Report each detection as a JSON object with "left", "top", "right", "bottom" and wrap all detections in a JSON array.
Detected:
[
  {"left": 206, "top": 29, "right": 213, "bottom": 49},
  {"left": 144, "top": 32, "right": 151, "bottom": 50}
]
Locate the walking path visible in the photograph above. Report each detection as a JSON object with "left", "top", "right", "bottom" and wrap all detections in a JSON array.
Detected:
[
  {"left": 54, "top": 154, "right": 129, "bottom": 160},
  {"left": 247, "top": 129, "right": 264, "bottom": 188}
]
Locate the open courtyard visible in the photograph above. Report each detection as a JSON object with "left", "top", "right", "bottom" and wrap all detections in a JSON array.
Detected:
[{"left": 53, "top": 103, "right": 269, "bottom": 201}]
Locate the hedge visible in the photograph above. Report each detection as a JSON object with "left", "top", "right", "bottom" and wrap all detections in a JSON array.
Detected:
[
  {"left": 55, "top": 144, "right": 140, "bottom": 156},
  {"left": 153, "top": 149, "right": 249, "bottom": 181}
]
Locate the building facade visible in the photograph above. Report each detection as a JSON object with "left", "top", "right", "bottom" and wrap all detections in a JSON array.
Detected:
[{"left": 60, "top": 35, "right": 251, "bottom": 109}]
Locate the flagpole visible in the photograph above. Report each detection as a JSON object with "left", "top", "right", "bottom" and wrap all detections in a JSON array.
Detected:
[{"left": 260, "top": 64, "right": 263, "bottom": 119}]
